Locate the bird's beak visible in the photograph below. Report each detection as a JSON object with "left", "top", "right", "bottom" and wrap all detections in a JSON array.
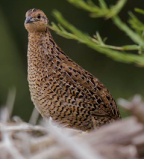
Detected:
[{"left": 25, "top": 16, "right": 34, "bottom": 24}]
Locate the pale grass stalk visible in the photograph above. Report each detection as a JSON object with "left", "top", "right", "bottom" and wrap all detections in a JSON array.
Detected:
[
  {"left": 30, "top": 146, "right": 65, "bottom": 159},
  {"left": 45, "top": 121, "right": 105, "bottom": 159},
  {"left": 29, "top": 108, "right": 39, "bottom": 125},
  {"left": 6, "top": 88, "right": 16, "bottom": 118},
  {"left": 1, "top": 126, "right": 25, "bottom": 159},
  {"left": 0, "top": 123, "right": 46, "bottom": 132}
]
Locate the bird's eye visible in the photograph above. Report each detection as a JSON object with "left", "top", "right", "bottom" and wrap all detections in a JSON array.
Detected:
[{"left": 37, "top": 14, "right": 41, "bottom": 19}]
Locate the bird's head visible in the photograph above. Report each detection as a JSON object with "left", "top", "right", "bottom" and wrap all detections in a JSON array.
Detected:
[{"left": 24, "top": 8, "right": 48, "bottom": 33}]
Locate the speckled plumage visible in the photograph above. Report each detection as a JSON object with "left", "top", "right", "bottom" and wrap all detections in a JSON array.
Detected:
[{"left": 25, "top": 9, "right": 121, "bottom": 131}]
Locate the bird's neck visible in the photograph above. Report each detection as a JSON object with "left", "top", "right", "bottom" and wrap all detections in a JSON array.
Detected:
[
  {"left": 27, "top": 29, "right": 56, "bottom": 58},
  {"left": 28, "top": 29, "right": 50, "bottom": 39},
  {"left": 27, "top": 29, "right": 68, "bottom": 70},
  {"left": 28, "top": 29, "right": 51, "bottom": 49}
]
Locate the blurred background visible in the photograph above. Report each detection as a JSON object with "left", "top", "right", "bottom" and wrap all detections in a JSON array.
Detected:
[{"left": 0, "top": 0, "right": 144, "bottom": 121}]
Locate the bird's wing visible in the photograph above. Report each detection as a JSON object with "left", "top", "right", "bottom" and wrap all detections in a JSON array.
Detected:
[
  {"left": 45, "top": 42, "right": 120, "bottom": 119},
  {"left": 62, "top": 61, "right": 119, "bottom": 117}
]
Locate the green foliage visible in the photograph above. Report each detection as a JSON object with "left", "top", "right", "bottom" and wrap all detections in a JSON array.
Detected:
[
  {"left": 49, "top": 0, "right": 144, "bottom": 66},
  {"left": 129, "top": 12, "right": 144, "bottom": 32},
  {"left": 68, "top": 0, "right": 127, "bottom": 18}
]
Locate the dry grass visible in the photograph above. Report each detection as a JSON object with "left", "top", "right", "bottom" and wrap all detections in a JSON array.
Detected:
[{"left": 0, "top": 90, "right": 144, "bottom": 159}]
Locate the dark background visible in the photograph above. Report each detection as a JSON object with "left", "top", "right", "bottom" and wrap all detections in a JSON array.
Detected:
[{"left": 0, "top": 0, "right": 144, "bottom": 121}]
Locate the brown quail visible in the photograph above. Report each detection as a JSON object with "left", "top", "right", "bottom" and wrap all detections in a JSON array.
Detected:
[{"left": 24, "top": 9, "right": 121, "bottom": 131}]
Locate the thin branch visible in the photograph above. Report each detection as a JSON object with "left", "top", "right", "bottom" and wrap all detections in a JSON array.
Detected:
[
  {"left": 49, "top": 0, "right": 144, "bottom": 66},
  {"left": 49, "top": 11, "right": 144, "bottom": 66}
]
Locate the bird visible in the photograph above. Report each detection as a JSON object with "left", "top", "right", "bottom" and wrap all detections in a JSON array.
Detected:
[{"left": 24, "top": 8, "right": 121, "bottom": 131}]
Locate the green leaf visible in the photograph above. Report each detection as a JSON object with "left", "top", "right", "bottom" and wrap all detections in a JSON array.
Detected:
[{"left": 135, "top": 8, "right": 144, "bottom": 15}]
